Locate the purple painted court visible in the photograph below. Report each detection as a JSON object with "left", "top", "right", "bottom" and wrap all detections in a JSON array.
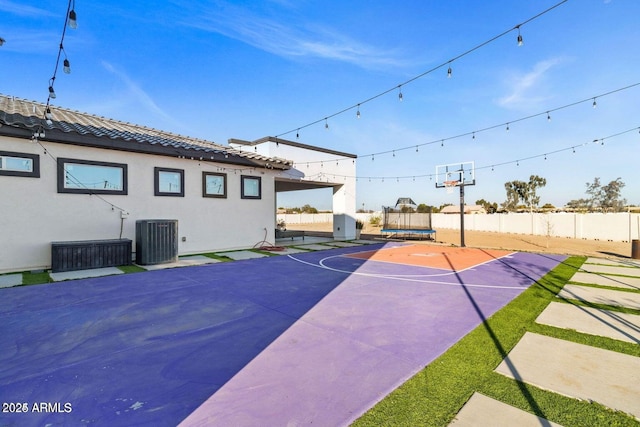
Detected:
[{"left": 0, "top": 243, "right": 565, "bottom": 426}]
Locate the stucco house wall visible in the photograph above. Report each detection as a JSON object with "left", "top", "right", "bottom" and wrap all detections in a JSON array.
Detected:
[
  {"left": 0, "top": 95, "right": 294, "bottom": 274},
  {"left": 0, "top": 136, "right": 283, "bottom": 273}
]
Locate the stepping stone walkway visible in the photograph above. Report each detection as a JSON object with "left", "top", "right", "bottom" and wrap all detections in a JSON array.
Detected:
[{"left": 456, "top": 257, "right": 640, "bottom": 424}]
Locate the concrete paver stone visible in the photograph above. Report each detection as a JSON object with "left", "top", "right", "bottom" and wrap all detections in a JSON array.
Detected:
[
  {"left": 495, "top": 332, "right": 640, "bottom": 419},
  {"left": 558, "top": 284, "right": 640, "bottom": 310},
  {"left": 216, "top": 250, "right": 268, "bottom": 260},
  {"left": 569, "top": 271, "right": 640, "bottom": 290},
  {"left": 585, "top": 258, "right": 640, "bottom": 268},
  {"left": 0, "top": 273, "right": 22, "bottom": 288},
  {"left": 449, "top": 392, "right": 563, "bottom": 427},
  {"left": 536, "top": 301, "right": 640, "bottom": 343},
  {"left": 50, "top": 267, "right": 124, "bottom": 282},
  {"left": 579, "top": 263, "right": 640, "bottom": 277}
]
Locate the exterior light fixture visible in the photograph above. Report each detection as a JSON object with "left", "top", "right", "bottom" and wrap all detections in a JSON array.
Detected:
[
  {"left": 63, "top": 59, "right": 71, "bottom": 74},
  {"left": 68, "top": 9, "right": 78, "bottom": 29}
]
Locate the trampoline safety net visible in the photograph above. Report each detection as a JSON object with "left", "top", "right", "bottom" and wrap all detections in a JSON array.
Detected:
[{"left": 382, "top": 206, "right": 433, "bottom": 230}]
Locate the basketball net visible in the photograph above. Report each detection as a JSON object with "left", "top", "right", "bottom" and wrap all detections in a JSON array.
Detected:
[{"left": 444, "top": 180, "right": 458, "bottom": 194}]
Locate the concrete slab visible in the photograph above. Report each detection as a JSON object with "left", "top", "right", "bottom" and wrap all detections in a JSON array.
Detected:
[
  {"left": 0, "top": 274, "right": 22, "bottom": 288},
  {"left": 324, "top": 241, "right": 362, "bottom": 248},
  {"left": 265, "top": 247, "right": 310, "bottom": 256},
  {"left": 569, "top": 271, "right": 640, "bottom": 290},
  {"left": 0, "top": 273, "right": 22, "bottom": 288},
  {"left": 558, "top": 284, "right": 640, "bottom": 310},
  {"left": 536, "top": 301, "right": 640, "bottom": 343},
  {"left": 585, "top": 258, "right": 640, "bottom": 268},
  {"left": 216, "top": 250, "right": 268, "bottom": 260},
  {"left": 449, "top": 392, "right": 563, "bottom": 427},
  {"left": 580, "top": 263, "right": 640, "bottom": 277},
  {"left": 294, "top": 244, "right": 336, "bottom": 251},
  {"left": 140, "top": 255, "right": 220, "bottom": 270},
  {"left": 352, "top": 239, "right": 379, "bottom": 245},
  {"left": 50, "top": 267, "right": 124, "bottom": 282},
  {"left": 495, "top": 332, "right": 640, "bottom": 419}
]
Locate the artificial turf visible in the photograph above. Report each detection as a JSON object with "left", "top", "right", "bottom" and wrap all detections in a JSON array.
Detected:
[{"left": 353, "top": 256, "right": 640, "bottom": 426}]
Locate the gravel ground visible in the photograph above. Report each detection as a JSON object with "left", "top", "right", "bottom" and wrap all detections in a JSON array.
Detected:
[{"left": 292, "top": 222, "right": 634, "bottom": 259}]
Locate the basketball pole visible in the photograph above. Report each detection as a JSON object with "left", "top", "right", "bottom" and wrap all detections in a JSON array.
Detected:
[{"left": 459, "top": 183, "right": 465, "bottom": 247}]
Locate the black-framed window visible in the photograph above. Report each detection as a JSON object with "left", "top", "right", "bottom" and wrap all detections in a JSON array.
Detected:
[
  {"left": 0, "top": 150, "right": 40, "bottom": 178},
  {"left": 241, "top": 175, "right": 261, "bottom": 199},
  {"left": 57, "top": 158, "right": 127, "bottom": 194},
  {"left": 155, "top": 167, "right": 184, "bottom": 197},
  {"left": 203, "top": 172, "right": 227, "bottom": 198}
]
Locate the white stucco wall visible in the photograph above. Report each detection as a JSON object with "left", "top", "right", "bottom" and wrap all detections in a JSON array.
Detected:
[
  {"left": 1, "top": 136, "right": 281, "bottom": 273},
  {"left": 232, "top": 139, "right": 357, "bottom": 239}
]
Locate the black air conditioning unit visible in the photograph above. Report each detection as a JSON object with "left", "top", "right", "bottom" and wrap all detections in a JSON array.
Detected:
[{"left": 135, "top": 219, "right": 178, "bottom": 265}]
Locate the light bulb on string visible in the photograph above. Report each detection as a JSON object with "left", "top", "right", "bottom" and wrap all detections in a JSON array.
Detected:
[
  {"left": 356, "top": 104, "right": 361, "bottom": 119},
  {"left": 506, "top": 123, "right": 510, "bottom": 132},
  {"left": 68, "top": 8, "right": 78, "bottom": 29},
  {"left": 45, "top": 107, "right": 53, "bottom": 125},
  {"left": 547, "top": 112, "right": 551, "bottom": 121},
  {"left": 472, "top": 132, "right": 476, "bottom": 140},
  {"left": 398, "top": 85, "right": 403, "bottom": 101},
  {"left": 517, "top": 26, "right": 523, "bottom": 46},
  {"left": 592, "top": 98, "right": 597, "bottom": 108},
  {"left": 415, "top": 146, "right": 419, "bottom": 153},
  {"left": 63, "top": 58, "right": 71, "bottom": 74},
  {"left": 447, "top": 65, "right": 452, "bottom": 78},
  {"left": 324, "top": 118, "right": 329, "bottom": 130},
  {"left": 48, "top": 85, "right": 56, "bottom": 99},
  {"left": 296, "top": 129, "right": 299, "bottom": 139}
]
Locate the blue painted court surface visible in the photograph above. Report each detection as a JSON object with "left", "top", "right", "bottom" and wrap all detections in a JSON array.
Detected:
[{"left": 0, "top": 243, "right": 565, "bottom": 426}]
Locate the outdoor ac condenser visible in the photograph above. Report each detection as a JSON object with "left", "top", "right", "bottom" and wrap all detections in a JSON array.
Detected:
[{"left": 135, "top": 219, "right": 178, "bottom": 265}]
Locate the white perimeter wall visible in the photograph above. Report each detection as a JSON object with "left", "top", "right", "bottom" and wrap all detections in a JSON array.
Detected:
[
  {"left": 278, "top": 212, "right": 640, "bottom": 242},
  {"left": 1, "top": 137, "right": 281, "bottom": 273}
]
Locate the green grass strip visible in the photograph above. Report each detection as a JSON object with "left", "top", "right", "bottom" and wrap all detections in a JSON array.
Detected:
[{"left": 352, "top": 257, "right": 638, "bottom": 426}]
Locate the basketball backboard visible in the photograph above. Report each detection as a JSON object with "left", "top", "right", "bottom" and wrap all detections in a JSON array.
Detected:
[{"left": 435, "top": 161, "right": 475, "bottom": 188}]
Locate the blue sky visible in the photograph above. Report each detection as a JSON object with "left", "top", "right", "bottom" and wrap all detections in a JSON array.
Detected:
[{"left": 1, "top": 0, "right": 638, "bottom": 211}]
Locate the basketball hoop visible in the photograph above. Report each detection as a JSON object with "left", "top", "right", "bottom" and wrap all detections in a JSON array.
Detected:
[{"left": 444, "top": 180, "right": 459, "bottom": 194}]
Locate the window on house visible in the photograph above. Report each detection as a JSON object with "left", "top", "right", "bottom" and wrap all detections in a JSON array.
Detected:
[
  {"left": 0, "top": 151, "right": 40, "bottom": 178},
  {"left": 241, "top": 175, "right": 261, "bottom": 199},
  {"left": 57, "top": 158, "right": 127, "bottom": 194},
  {"left": 155, "top": 167, "right": 184, "bottom": 197},
  {"left": 203, "top": 172, "right": 227, "bottom": 198}
]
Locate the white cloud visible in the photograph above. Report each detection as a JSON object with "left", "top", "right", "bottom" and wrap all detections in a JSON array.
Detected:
[
  {"left": 179, "top": 2, "right": 403, "bottom": 69},
  {"left": 100, "top": 61, "right": 184, "bottom": 130},
  {"left": 0, "top": 0, "right": 52, "bottom": 17},
  {"left": 498, "top": 58, "right": 564, "bottom": 109}
]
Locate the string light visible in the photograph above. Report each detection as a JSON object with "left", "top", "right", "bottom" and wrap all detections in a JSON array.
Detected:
[
  {"left": 324, "top": 118, "right": 329, "bottom": 130},
  {"left": 516, "top": 26, "right": 523, "bottom": 46},
  {"left": 447, "top": 65, "right": 452, "bottom": 78},
  {"left": 0, "top": 37, "right": 5, "bottom": 46},
  {"left": 592, "top": 98, "right": 597, "bottom": 108},
  {"left": 272, "top": 1, "right": 569, "bottom": 140},
  {"left": 506, "top": 123, "right": 510, "bottom": 132},
  {"left": 288, "top": 83, "right": 639, "bottom": 168},
  {"left": 356, "top": 104, "right": 361, "bottom": 119},
  {"left": 68, "top": 2, "right": 78, "bottom": 29},
  {"left": 547, "top": 112, "right": 551, "bottom": 121}
]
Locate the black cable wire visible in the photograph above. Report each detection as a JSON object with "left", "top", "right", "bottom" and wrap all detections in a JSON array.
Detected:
[{"left": 274, "top": 0, "right": 570, "bottom": 140}]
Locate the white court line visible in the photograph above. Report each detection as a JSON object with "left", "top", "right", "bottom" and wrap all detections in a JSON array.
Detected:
[
  {"left": 317, "top": 247, "right": 517, "bottom": 278},
  {"left": 287, "top": 253, "right": 528, "bottom": 290}
]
